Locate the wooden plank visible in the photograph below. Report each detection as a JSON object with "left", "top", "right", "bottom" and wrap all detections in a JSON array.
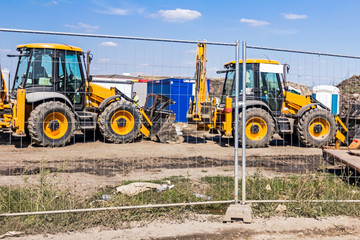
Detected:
[{"left": 323, "top": 149, "right": 360, "bottom": 172}]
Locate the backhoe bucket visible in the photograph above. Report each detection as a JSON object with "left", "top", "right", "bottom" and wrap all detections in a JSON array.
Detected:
[{"left": 143, "top": 93, "right": 180, "bottom": 143}]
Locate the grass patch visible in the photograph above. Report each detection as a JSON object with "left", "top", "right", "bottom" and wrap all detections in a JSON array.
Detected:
[
  {"left": 202, "top": 172, "right": 360, "bottom": 217},
  {"left": 1, "top": 171, "right": 360, "bottom": 235}
]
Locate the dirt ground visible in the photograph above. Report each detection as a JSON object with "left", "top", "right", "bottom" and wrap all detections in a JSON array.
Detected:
[
  {"left": 7, "top": 214, "right": 360, "bottom": 240},
  {"left": 0, "top": 132, "right": 323, "bottom": 194},
  {"left": 1, "top": 132, "right": 342, "bottom": 240}
]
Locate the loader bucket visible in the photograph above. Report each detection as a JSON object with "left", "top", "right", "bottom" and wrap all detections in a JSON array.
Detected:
[{"left": 143, "top": 93, "right": 180, "bottom": 143}]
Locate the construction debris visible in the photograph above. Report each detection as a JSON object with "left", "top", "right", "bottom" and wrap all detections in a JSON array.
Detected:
[
  {"left": 116, "top": 182, "right": 162, "bottom": 196},
  {"left": 0, "top": 231, "right": 24, "bottom": 239},
  {"left": 116, "top": 182, "right": 174, "bottom": 196},
  {"left": 337, "top": 75, "right": 360, "bottom": 115},
  {"left": 275, "top": 204, "right": 287, "bottom": 213}
]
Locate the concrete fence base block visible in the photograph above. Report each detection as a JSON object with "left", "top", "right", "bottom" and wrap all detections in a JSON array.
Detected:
[{"left": 223, "top": 203, "right": 252, "bottom": 223}]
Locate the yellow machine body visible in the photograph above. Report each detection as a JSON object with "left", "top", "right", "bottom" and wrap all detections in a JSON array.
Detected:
[
  {"left": 187, "top": 43, "right": 212, "bottom": 125},
  {"left": 86, "top": 82, "right": 117, "bottom": 108},
  {"left": 188, "top": 44, "right": 348, "bottom": 147},
  {"left": 0, "top": 43, "right": 176, "bottom": 146},
  {"left": 0, "top": 70, "right": 12, "bottom": 131}
]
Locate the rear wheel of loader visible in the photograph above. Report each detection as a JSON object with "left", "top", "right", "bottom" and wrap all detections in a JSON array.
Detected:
[
  {"left": 297, "top": 108, "right": 336, "bottom": 147},
  {"left": 98, "top": 100, "right": 141, "bottom": 143},
  {"left": 238, "top": 108, "right": 275, "bottom": 148},
  {"left": 28, "top": 101, "right": 76, "bottom": 147}
]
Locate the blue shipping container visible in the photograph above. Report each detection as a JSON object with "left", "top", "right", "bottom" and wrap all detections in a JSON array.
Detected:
[{"left": 147, "top": 78, "right": 210, "bottom": 122}]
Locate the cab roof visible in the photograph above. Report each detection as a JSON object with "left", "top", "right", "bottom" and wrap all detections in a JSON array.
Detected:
[
  {"left": 16, "top": 43, "right": 83, "bottom": 52},
  {"left": 224, "top": 59, "right": 280, "bottom": 67}
]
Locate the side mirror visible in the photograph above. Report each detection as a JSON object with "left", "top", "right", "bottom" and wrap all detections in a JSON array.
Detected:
[
  {"left": 86, "top": 50, "right": 92, "bottom": 82},
  {"left": 286, "top": 64, "right": 290, "bottom": 74}
]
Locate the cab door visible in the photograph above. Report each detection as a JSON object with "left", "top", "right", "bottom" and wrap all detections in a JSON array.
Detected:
[
  {"left": 57, "top": 50, "right": 86, "bottom": 110},
  {"left": 258, "top": 64, "right": 284, "bottom": 116}
]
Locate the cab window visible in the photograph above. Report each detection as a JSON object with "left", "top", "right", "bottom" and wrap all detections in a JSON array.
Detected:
[
  {"left": 58, "top": 51, "right": 83, "bottom": 104},
  {"left": 221, "top": 71, "right": 234, "bottom": 103},
  {"left": 233, "top": 64, "right": 254, "bottom": 96},
  {"left": 13, "top": 51, "right": 30, "bottom": 90},
  {"left": 259, "top": 72, "right": 282, "bottom": 111},
  {"left": 26, "top": 49, "right": 53, "bottom": 87}
]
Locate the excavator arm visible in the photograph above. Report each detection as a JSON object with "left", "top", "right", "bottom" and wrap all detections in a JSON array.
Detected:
[{"left": 187, "top": 43, "right": 210, "bottom": 123}]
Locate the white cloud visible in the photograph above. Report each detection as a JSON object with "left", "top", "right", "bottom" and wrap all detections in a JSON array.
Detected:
[
  {"left": 95, "top": 7, "right": 128, "bottom": 15},
  {"left": 155, "top": 8, "right": 201, "bottom": 22},
  {"left": 43, "top": 1, "right": 58, "bottom": 6},
  {"left": 240, "top": 18, "right": 269, "bottom": 27},
  {"left": 64, "top": 22, "right": 99, "bottom": 32},
  {"left": 282, "top": 13, "right": 308, "bottom": 20},
  {"left": 100, "top": 41, "right": 118, "bottom": 47}
]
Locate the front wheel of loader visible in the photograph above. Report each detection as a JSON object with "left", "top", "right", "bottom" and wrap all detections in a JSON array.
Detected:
[
  {"left": 238, "top": 108, "right": 275, "bottom": 148},
  {"left": 98, "top": 100, "right": 141, "bottom": 143},
  {"left": 28, "top": 101, "right": 76, "bottom": 147},
  {"left": 297, "top": 108, "right": 337, "bottom": 147}
]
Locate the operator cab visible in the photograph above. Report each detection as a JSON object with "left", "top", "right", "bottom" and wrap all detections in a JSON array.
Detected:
[
  {"left": 219, "top": 59, "right": 285, "bottom": 116},
  {"left": 9, "top": 43, "right": 87, "bottom": 110}
]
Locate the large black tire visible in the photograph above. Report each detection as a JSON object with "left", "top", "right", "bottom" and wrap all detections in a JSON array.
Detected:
[
  {"left": 28, "top": 101, "right": 76, "bottom": 147},
  {"left": 98, "top": 100, "right": 141, "bottom": 143},
  {"left": 238, "top": 108, "right": 275, "bottom": 148},
  {"left": 297, "top": 108, "right": 337, "bottom": 147}
]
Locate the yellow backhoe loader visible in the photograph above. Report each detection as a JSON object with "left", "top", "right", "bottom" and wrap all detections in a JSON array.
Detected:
[
  {"left": 187, "top": 43, "right": 348, "bottom": 148},
  {"left": 0, "top": 43, "right": 176, "bottom": 147}
]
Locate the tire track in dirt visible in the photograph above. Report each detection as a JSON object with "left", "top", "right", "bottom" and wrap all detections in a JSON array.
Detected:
[{"left": 0, "top": 154, "right": 324, "bottom": 177}]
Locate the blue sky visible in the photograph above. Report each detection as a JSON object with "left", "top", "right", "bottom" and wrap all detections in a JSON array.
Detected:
[{"left": 1, "top": 0, "right": 360, "bottom": 85}]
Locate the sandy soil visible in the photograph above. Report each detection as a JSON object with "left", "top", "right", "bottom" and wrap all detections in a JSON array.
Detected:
[
  {"left": 0, "top": 133, "right": 352, "bottom": 240},
  {"left": 8, "top": 215, "right": 360, "bottom": 240},
  {"left": 0, "top": 133, "right": 323, "bottom": 193}
]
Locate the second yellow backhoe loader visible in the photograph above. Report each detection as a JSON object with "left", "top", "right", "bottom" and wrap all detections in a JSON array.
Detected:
[
  {"left": 0, "top": 43, "right": 176, "bottom": 147},
  {"left": 187, "top": 43, "right": 348, "bottom": 148}
]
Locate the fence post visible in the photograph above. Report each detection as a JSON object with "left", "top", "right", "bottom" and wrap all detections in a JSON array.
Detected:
[
  {"left": 241, "top": 41, "right": 247, "bottom": 205},
  {"left": 223, "top": 40, "right": 252, "bottom": 223},
  {"left": 234, "top": 40, "right": 240, "bottom": 204}
]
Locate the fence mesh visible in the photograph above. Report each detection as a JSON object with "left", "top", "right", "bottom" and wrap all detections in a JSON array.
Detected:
[
  {"left": 1, "top": 29, "right": 360, "bottom": 220},
  {"left": 244, "top": 44, "right": 360, "bottom": 216},
  {"left": 0, "top": 30, "right": 236, "bottom": 216}
]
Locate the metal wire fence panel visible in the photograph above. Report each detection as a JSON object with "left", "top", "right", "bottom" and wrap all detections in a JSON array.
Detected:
[
  {"left": 0, "top": 29, "right": 237, "bottom": 216},
  {"left": 2, "top": 28, "right": 360, "bottom": 220},
  {"left": 244, "top": 43, "right": 360, "bottom": 213}
]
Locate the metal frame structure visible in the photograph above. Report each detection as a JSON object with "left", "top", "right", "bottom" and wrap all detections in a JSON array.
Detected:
[
  {"left": 0, "top": 28, "right": 239, "bottom": 217},
  {"left": 243, "top": 42, "right": 360, "bottom": 205},
  {"left": 2, "top": 28, "right": 360, "bottom": 218}
]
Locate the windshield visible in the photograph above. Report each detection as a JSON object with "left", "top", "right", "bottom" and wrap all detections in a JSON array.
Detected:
[
  {"left": 13, "top": 51, "right": 30, "bottom": 91},
  {"left": 221, "top": 71, "right": 235, "bottom": 103},
  {"left": 220, "top": 63, "right": 254, "bottom": 104},
  {"left": 26, "top": 49, "right": 53, "bottom": 87}
]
